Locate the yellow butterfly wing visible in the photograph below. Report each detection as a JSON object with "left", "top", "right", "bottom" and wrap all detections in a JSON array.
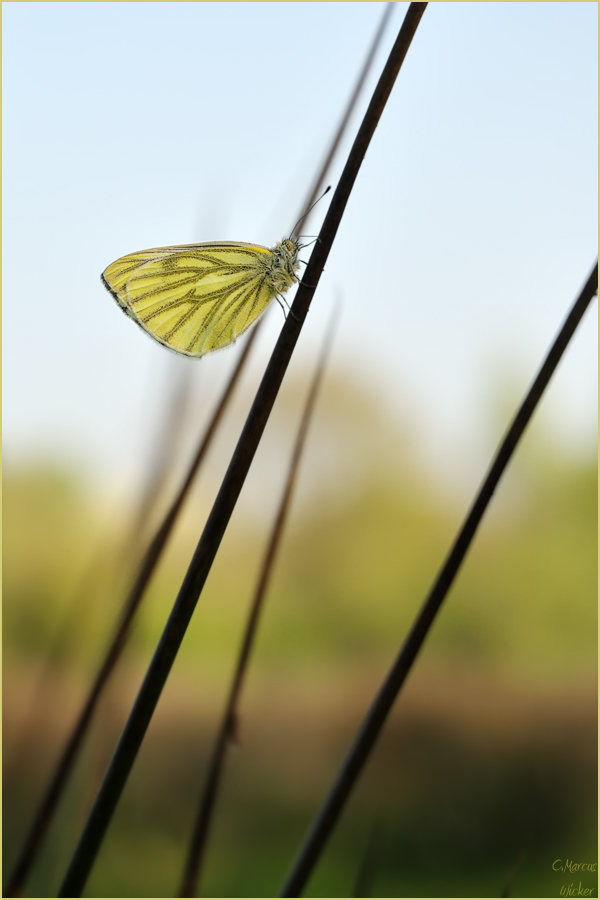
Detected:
[{"left": 102, "top": 242, "right": 283, "bottom": 358}]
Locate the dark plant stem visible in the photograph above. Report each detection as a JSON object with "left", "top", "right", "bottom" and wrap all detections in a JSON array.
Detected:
[
  {"left": 128, "top": 357, "right": 195, "bottom": 556},
  {"left": 178, "top": 8, "right": 395, "bottom": 891},
  {"left": 278, "top": 261, "right": 597, "bottom": 897},
  {"left": 7, "top": 3, "right": 392, "bottom": 888},
  {"left": 352, "top": 822, "right": 380, "bottom": 897},
  {"left": 3, "top": 327, "right": 257, "bottom": 899},
  {"left": 179, "top": 312, "right": 337, "bottom": 898},
  {"left": 500, "top": 849, "right": 528, "bottom": 897},
  {"left": 56, "top": 6, "right": 428, "bottom": 895}
]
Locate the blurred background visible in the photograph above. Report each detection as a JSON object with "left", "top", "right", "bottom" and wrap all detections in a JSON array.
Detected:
[{"left": 3, "top": 3, "right": 597, "bottom": 897}]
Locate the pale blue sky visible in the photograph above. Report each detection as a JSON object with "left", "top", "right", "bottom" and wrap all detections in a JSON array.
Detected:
[{"left": 3, "top": 2, "right": 597, "bottom": 494}]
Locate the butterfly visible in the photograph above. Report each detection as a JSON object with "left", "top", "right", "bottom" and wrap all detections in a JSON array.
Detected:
[{"left": 101, "top": 236, "right": 302, "bottom": 358}]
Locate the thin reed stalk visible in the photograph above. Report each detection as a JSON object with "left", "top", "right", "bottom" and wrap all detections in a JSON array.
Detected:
[
  {"left": 278, "top": 261, "right": 598, "bottom": 897},
  {"left": 7, "top": 8, "right": 397, "bottom": 895},
  {"left": 294, "top": 2, "right": 395, "bottom": 237},
  {"left": 178, "top": 312, "right": 338, "bottom": 898},
  {"left": 5, "top": 362, "right": 193, "bottom": 781},
  {"left": 56, "top": 6, "right": 428, "bottom": 895},
  {"left": 500, "top": 849, "right": 528, "bottom": 898},
  {"left": 4, "top": 326, "right": 257, "bottom": 899},
  {"left": 352, "top": 823, "right": 380, "bottom": 898},
  {"left": 128, "top": 357, "right": 196, "bottom": 555}
]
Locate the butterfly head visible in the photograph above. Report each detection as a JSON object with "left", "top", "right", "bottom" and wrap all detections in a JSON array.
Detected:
[{"left": 268, "top": 236, "right": 302, "bottom": 294}]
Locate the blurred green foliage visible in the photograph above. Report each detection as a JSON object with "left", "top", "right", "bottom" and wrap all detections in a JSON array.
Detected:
[{"left": 3, "top": 372, "right": 597, "bottom": 897}]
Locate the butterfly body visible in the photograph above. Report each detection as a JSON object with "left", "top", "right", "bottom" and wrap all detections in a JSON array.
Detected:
[{"left": 102, "top": 236, "right": 301, "bottom": 357}]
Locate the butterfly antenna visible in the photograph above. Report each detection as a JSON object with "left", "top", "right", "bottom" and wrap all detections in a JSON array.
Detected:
[{"left": 291, "top": 185, "right": 331, "bottom": 239}]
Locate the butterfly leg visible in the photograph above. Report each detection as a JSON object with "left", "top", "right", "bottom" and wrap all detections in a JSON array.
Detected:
[{"left": 276, "top": 293, "right": 301, "bottom": 322}]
